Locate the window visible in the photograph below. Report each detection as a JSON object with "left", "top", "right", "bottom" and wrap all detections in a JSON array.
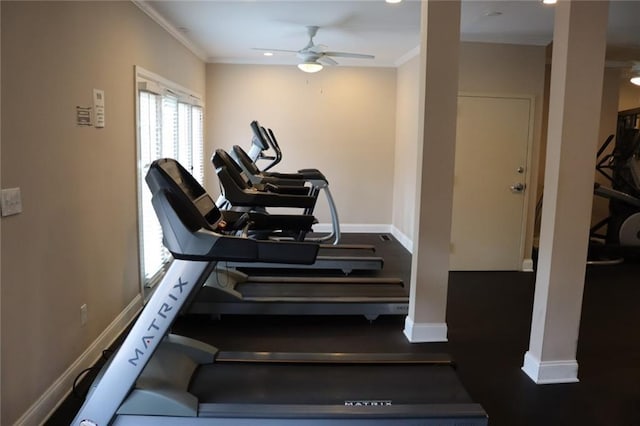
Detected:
[{"left": 135, "top": 67, "right": 204, "bottom": 289}]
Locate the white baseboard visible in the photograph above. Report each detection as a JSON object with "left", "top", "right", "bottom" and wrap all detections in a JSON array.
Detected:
[
  {"left": 18, "top": 294, "right": 142, "bottom": 426},
  {"left": 403, "top": 316, "right": 448, "bottom": 342},
  {"left": 390, "top": 226, "right": 413, "bottom": 253},
  {"left": 521, "top": 351, "right": 580, "bottom": 384},
  {"left": 311, "top": 223, "right": 415, "bottom": 252},
  {"left": 312, "top": 223, "right": 392, "bottom": 234}
]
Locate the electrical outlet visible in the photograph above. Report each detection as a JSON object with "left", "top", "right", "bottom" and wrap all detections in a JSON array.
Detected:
[
  {"left": 81, "top": 304, "right": 88, "bottom": 327},
  {"left": 1, "top": 188, "right": 22, "bottom": 216}
]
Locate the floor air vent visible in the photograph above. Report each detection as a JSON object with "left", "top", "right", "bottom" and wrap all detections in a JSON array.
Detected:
[{"left": 379, "top": 234, "right": 391, "bottom": 242}]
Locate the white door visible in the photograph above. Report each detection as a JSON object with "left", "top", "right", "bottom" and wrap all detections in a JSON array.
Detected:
[{"left": 450, "top": 95, "right": 533, "bottom": 270}]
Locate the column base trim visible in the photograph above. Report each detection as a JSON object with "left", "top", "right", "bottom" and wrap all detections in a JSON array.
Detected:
[
  {"left": 521, "top": 351, "right": 580, "bottom": 384},
  {"left": 403, "top": 316, "right": 448, "bottom": 342}
]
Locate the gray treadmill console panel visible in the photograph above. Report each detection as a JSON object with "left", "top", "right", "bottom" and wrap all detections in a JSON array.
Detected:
[
  {"left": 146, "top": 158, "right": 319, "bottom": 264},
  {"left": 147, "top": 158, "right": 222, "bottom": 232},
  {"left": 213, "top": 149, "right": 317, "bottom": 209},
  {"left": 250, "top": 120, "right": 270, "bottom": 151},
  {"left": 233, "top": 145, "right": 262, "bottom": 176},
  {"left": 213, "top": 149, "right": 253, "bottom": 191}
]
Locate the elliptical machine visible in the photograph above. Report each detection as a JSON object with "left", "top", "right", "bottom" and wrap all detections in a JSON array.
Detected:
[{"left": 589, "top": 128, "right": 640, "bottom": 264}]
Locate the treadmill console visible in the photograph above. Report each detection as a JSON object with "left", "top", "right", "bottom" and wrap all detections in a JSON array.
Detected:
[{"left": 147, "top": 158, "right": 223, "bottom": 232}]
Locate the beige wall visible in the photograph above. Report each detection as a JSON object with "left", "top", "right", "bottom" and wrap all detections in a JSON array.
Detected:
[
  {"left": 392, "top": 55, "right": 420, "bottom": 243},
  {"left": 393, "top": 42, "right": 546, "bottom": 258},
  {"left": 205, "top": 64, "right": 396, "bottom": 226},
  {"left": 1, "top": 2, "right": 204, "bottom": 424},
  {"left": 619, "top": 79, "right": 640, "bottom": 111}
]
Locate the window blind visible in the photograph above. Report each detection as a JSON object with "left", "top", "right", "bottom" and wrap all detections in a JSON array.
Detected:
[{"left": 136, "top": 68, "right": 204, "bottom": 288}]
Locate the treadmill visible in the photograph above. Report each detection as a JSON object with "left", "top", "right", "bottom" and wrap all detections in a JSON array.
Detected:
[
  {"left": 189, "top": 267, "right": 408, "bottom": 319},
  {"left": 213, "top": 147, "right": 383, "bottom": 274},
  {"left": 153, "top": 158, "right": 407, "bottom": 319},
  {"left": 208, "top": 196, "right": 379, "bottom": 274},
  {"left": 71, "top": 158, "right": 488, "bottom": 426}
]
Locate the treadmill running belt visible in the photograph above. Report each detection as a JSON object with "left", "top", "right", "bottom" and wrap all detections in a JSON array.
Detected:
[
  {"left": 190, "top": 363, "right": 472, "bottom": 405},
  {"left": 236, "top": 282, "right": 407, "bottom": 299}
]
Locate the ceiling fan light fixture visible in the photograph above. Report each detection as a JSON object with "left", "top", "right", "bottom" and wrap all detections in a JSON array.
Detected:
[
  {"left": 298, "top": 61, "right": 323, "bottom": 73},
  {"left": 631, "top": 64, "right": 640, "bottom": 86}
]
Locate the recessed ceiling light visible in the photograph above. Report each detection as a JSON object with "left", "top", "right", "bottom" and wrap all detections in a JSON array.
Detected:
[
  {"left": 263, "top": 52, "right": 274, "bottom": 57},
  {"left": 385, "top": 0, "right": 402, "bottom": 4},
  {"left": 542, "top": 0, "right": 557, "bottom": 4}
]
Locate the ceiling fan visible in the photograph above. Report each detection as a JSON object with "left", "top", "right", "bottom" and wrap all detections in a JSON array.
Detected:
[
  {"left": 605, "top": 60, "right": 640, "bottom": 86},
  {"left": 253, "top": 25, "right": 375, "bottom": 73}
]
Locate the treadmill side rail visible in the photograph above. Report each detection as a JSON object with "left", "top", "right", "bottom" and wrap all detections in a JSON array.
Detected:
[
  {"left": 71, "top": 260, "right": 216, "bottom": 426},
  {"left": 112, "top": 402, "right": 488, "bottom": 425},
  {"left": 215, "top": 351, "right": 453, "bottom": 365},
  {"left": 198, "top": 402, "right": 488, "bottom": 423}
]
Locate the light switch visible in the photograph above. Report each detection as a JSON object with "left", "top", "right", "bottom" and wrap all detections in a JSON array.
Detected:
[{"left": 1, "top": 188, "right": 22, "bottom": 216}]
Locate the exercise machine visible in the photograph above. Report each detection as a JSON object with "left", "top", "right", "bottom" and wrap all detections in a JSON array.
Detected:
[
  {"left": 72, "top": 157, "right": 487, "bottom": 425},
  {"left": 213, "top": 147, "right": 384, "bottom": 273},
  {"left": 589, "top": 128, "right": 640, "bottom": 263},
  {"left": 157, "top": 158, "right": 406, "bottom": 318},
  {"left": 230, "top": 120, "right": 343, "bottom": 244},
  {"left": 209, "top": 199, "right": 377, "bottom": 274}
]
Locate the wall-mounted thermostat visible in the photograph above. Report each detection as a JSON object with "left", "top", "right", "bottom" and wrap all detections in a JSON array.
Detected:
[{"left": 93, "top": 89, "right": 105, "bottom": 128}]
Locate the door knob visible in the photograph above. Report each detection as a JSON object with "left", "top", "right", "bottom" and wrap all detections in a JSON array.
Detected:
[{"left": 510, "top": 183, "right": 525, "bottom": 193}]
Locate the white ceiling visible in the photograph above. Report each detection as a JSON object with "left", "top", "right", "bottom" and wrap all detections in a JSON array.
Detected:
[{"left": 141, "top": 0, "right": 640, "bottom": 67}]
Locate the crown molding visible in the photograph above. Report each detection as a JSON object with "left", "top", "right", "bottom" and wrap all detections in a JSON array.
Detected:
[
  {"left": 132, "top": 0, "right": 208, "bottom": 62},
  {"left": 394, "top": 45, "right": 420, "bottom": 67}
]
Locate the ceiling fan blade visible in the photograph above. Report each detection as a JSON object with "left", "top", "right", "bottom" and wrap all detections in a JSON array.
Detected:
[
  {"left": 318, "top": 56, "right": 338, "bottom": 66},
  {"left": 252, "top": 47, "right": 298, "bottom": 54},
  {"left": 324, "top": 51, "right": 375, "bottom": 60}
]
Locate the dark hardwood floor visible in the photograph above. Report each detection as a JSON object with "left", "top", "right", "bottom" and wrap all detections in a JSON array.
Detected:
[{"left": 46, "top": 234, "right": 640, "bottom": 426}]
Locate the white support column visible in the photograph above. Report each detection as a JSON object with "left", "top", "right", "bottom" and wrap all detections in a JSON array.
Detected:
[
  {"left": 522, "top": 0, "right": 609, "bottom": 384},
  {"left": 404, "top": 0, "right": 461, "bottom": 343}
]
